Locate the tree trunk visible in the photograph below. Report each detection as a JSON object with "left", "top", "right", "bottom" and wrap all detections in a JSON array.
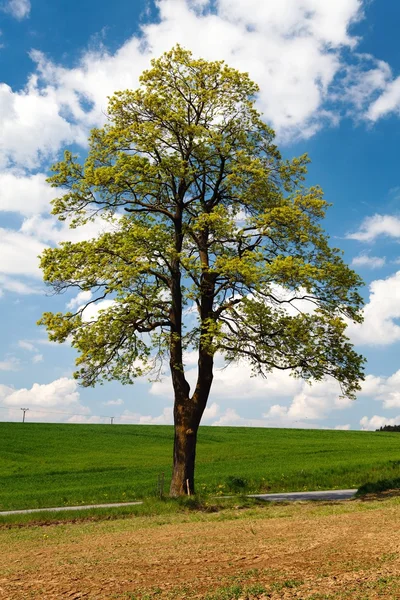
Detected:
[
  {"left": 169, "top": 400, "right": 202, "bottom": 496},
  {"left": 168, "top": 219, "right": 215, "bottom": 496},
  {"left": 169, "top": 350, "right": 214, "bottom": 497}
]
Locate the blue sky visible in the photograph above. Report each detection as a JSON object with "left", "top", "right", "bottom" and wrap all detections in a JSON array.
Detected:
[{"left": 1, "top": 0, "right": 400, "bottom": 430}]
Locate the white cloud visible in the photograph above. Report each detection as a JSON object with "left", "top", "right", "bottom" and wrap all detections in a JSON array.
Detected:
[
  {"left": 351, "top": 254, "right": 386, "bottom": 269},
  {"left": 3, "top": 0, "right": 30, "bottom": 20},
  {"left": 367, "top": 77, "right": 400, "bottom": 122},
  {"left": 18, "top": 340, "right": 35, "bottom": 352},
  {"left": 0, "top": 377, "right": 80, "bottom": 407},
  {"left": 203, "top": 402, "right": 219, "bottom": 420},
  {"left": 0, "top": 0, "right": 367, "bottom": 175},
  {"left": 0, "top": 172, "right": 56, "bottom": 214},
  {"left": 0, "top": 377, "right": 94, "bottom": 422},
  {"left": 66, "top": 415, "right": 103, "bottom": 424},
  {"left": 359, "top": 370, "right": 400, "bottom": 409},
  {"left": 67, "top": 290, "right": 93, "bottom": 310},
  {"left": 150, "top": 357, "right": 303, "bottom": 401},
  {"left": 360, "top": 414, "right": 400, "bottom": 431},
  {"left": 0, "top": 80, "right": 83, "bottom": 170},
  {"left": 346, "top": 271, "right": 400, "bottom": 346},
  {"left": 150, "top": 355, "right": 351, "bottom": 428},
  {"left": 0, "top": 215, "right": 115, "bottom": 296},
  {"left": 32, "top": 353, "right": 43, "bottom": 364},
  {"left": 119, "top": 406, "right": 173, "bottom": 425},
  {"left": 81, "top": 299, "right": 116, "bottom": 322},
  {"left": 262, "top": 378, "right": 348, "bottom": 423},
  {"left": 341, "top": 54, "right": 392, "bottom": 113},
  {"left": 335, "top": 424, "right": 351, "bottom": 430},
  {"left": 347, "top": 214, "right": 400, "bottom": 242},
  {"left": 211, "top": 407, "right": 250, "bottom": 426},
  {"left": 210, "top": 407, "right": 315, "bottom": 429},
  {"left": 20, "top": 214, "right": 113, "bottom": 245},
  {"left": 103, "top": 398, "right": 124, "bottom": 406},
  {"left": 0, "top": 228, "right": 45, "bottom": 277},
  {"left": 0, "top": 274, "right": 41, "bottom": 295},
  {"left": 0, "top": 356, "right": 19, "bottom": 371}
]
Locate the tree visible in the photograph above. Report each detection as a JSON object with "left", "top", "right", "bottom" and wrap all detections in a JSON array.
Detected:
[
  {"left": 377, "top": 425, "right": 400, "bottom": 432},
  {"left": 39, "top": 46, "right": 365, "bottom": 496}
]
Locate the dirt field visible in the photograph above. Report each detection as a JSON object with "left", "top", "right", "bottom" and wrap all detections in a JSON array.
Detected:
[{"left": 0, "top": 497, "right": 400, "bottom": 599}]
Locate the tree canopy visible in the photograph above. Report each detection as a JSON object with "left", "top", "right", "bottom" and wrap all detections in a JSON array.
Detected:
[{"left": 39, "top": 46, "right": 365, "bottom": 495}]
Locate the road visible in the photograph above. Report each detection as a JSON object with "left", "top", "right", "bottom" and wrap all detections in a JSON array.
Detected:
[
  {"left": 0, "top": 489, "right": 357, "bottom": 516},
  {"left": 0, "top": 501, "right": 143, "bottom": 516},
  {"left": 249, "top": 489, "right": 357, "bottom": 502}
]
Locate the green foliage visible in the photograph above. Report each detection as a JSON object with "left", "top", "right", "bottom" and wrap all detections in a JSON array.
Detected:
[
  {"left": 356, "top": 477, "right": 400, "bottom": 496},
  {"left": 38, "top": 45, "right": 364, "bottom": 399},
  {"left": 377, "top": 424, "right": 400, "bottom": 432},
  {"left": 225, "top": 475, "right": 249, "bottom": 492},
  {"left": 1, "top": 423, "right": 400, "bottom": 511}
]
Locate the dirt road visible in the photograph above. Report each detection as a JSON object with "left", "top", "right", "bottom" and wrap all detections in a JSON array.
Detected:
[{"left": 0, "top": 496, "right": 399, "bottom": 599}]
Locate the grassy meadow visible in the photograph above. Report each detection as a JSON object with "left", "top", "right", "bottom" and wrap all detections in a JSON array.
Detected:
[{"left": 1, "top": 423, "right": 400, "bottom": 511}]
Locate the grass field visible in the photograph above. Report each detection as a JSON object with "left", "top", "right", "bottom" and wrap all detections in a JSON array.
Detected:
[{"left": 1, "top": 423, "right": 400, "bottom": 510}]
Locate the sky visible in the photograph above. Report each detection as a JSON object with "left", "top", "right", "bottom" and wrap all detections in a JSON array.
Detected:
[{"left": 1, "top": 0, "right": 400, "bottom": 431}]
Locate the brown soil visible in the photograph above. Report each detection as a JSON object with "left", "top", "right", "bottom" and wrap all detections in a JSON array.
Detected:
[{"left": 0, "top": 500, "right": 400, "bottom": 599}]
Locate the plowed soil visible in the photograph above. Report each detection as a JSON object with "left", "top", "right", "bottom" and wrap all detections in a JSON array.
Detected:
[{"left": 1, "top": 498, "right": 400, "bottom": 599}]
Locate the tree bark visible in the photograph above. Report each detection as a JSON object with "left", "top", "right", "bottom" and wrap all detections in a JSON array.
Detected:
[
  {"left": 169, "top": 342, "right": 214, "bottom": 496},
  {"left": 169, "top": 398, "right": 203, "bottom": 496},
  {"left": 169, "top": 205, "right": 216, "bottom": 496}
]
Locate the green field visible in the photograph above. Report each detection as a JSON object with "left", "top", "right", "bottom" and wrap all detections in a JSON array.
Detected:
[{"left": 1, "top": 423, "right": 400, "bottom": 510}]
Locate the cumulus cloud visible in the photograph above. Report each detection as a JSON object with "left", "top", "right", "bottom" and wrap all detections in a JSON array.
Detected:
[
  {"left": 0, "top": 0, "right": 393, "bottom": 304},
  {"left": 150, "top": 355, "right": 352, "bottom": 428},
  {"left": 3, "top": 0, "right": 30, "bottom": 20},
  {"left": 65, "top": 415, "right": 104, "bottom": 424},
  {"left": 0, "top": 0, "right": 370, "bottom": 176},
  {"left": 360, "top": 414, "right": 400, "bottom": 431},
  {"left": 0, "top": 172, "right": 56, "bottom": 214},
  {"left": 347, "top": 214, "right": 400, "bottom": 242},
  {"left": 367, "top": 77, "right": 400, "bottom": 122},
  {"left": 0, "top": 214, "right": 115, "bottom": 296},
  {"left": 262, "top": 378, "right": 349, "bottom": 423},
  {"left": 20, "top": 214, "right": 113, "bottom": 245},
  {"left": 0, "top": 0, "right": 397, "bottom": 182},
  {"left": 0, "top": 377, "right": 80, "bottom": 407},
  {"left": 211, "top": 408, "right": 261, "bottom": 427},
  {"left": 203, "top": 402, "right": 219, "bottom": 420},
  {"left": 0, "top": 377, "right": 93, "bottom": 422},
  {"left": 0, "top": 228, "right": 44, "bottom": 278},
  {"left": 211, "top": 407, "right": 317, "bottom": 429},
  {"left": 81, "top": 299, "right": 116, "bottom": 322},
  {"left": 0, "top": 80, "right": 83, "bottom": 170},
  {"left": 346, "top": 271, "right": 400, "bottom": 346},
  {"left": 150, "top": 357, "right": 303, "bottom": 401},
  {"left": 359, "top": 370, "right": 400, "bottom": 409},
  {"left": 67, "top": 290, "right": 93, "bottom": 310},
  {"left": 119, "top": 406, "right": 173, "bottom": 425},
  {"left": 351, "top": 254, "right": 386, "bottom": 269}
]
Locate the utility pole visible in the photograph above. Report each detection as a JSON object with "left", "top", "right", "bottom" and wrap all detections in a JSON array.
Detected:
[
  {"left": 110, "top": 417, "right": 114, "bottom": 424},
  {"left": 21, "top": 408, "right": 29, "bottom": 423}
]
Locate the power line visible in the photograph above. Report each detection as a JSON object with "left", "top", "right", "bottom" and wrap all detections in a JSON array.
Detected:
[{"left": 0, "top": 404, "right": 117, "bottom": 422}]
